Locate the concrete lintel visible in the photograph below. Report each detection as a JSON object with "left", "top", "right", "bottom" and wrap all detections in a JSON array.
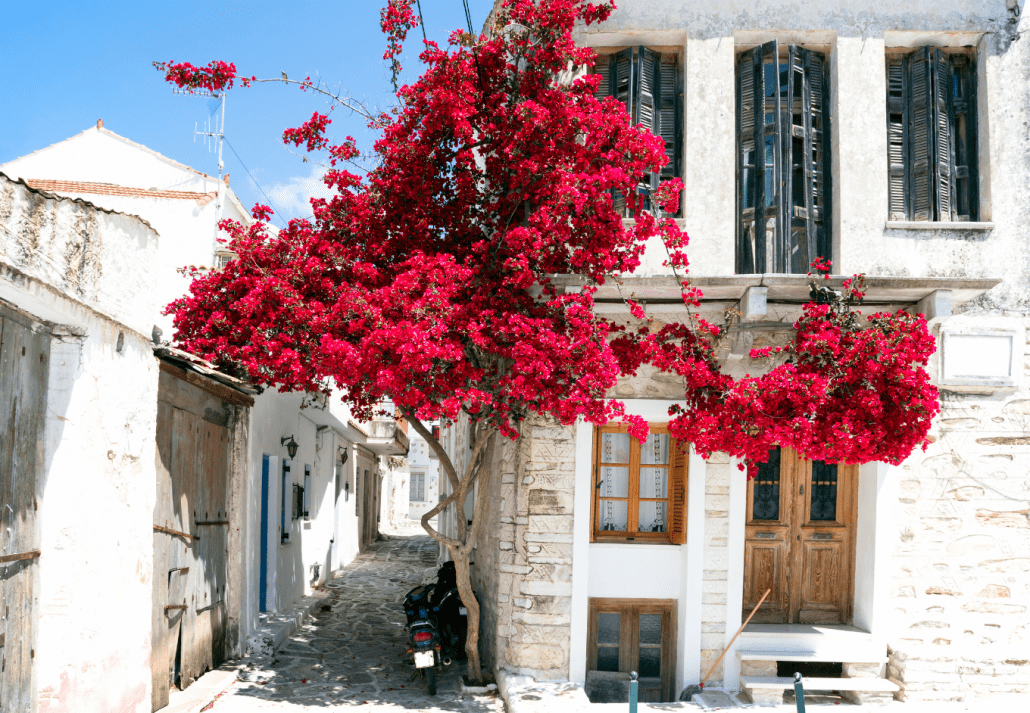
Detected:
[
  {"left": 910, "top": 289, "right": 953, "bottom": 323},
  {"left": 738, "top": 286, "right": 768, "bottom": 322}
]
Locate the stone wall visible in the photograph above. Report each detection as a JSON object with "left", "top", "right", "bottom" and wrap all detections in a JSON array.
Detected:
[
  {"left": 700, "top": 453, "right": 732, "bottom": 684},
  {"left": 473, "top": 416, "right": 577, "bottom": 681},
  {"left": 887, "top": 316, "right": 1030, "bottom": 702}
]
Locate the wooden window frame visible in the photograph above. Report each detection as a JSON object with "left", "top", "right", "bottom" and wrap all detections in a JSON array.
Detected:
[
  {"left": 590, "top": 424, "right": 687, "bottom": 544},
  {"left": 410, "top": 471, "right": 426, "bottom": 502},
  {"left": 586, "top": 598, "right": 678, "bottom": 702}
]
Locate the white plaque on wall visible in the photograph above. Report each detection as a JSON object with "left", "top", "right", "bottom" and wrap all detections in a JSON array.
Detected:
[{"left": 940, "top": 331, "right": 1016, "bottom": 388}]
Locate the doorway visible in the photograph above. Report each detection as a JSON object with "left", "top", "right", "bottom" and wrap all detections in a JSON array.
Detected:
[{"left": 742, "top": 447, "right": 858, "bottom": 625}]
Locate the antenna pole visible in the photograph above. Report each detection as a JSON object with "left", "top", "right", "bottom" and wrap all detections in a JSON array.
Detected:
[{"left": 214, "top": 91, "right": 226, "bottom": 254}]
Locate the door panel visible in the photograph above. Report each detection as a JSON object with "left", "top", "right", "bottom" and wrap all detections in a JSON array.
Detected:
[
  {"left": 797, "top": 540, "right": 846, "bottom": 623},
  {"left": 0, "top": 312, "right": 49, "bottom": 713},
  {"left": 743, "top": 540, "right": 789, "bottom": 623},
  {"left": 743, "top": 449, "right": 856, "bottom": 624}
]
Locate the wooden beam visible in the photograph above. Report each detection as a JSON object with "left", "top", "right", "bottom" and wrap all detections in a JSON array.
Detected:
[
  {"left": 153, "top": 524, "right": 199, "bottom": 541},
  {"left": 159, "top": 361, "right": 255, "bottom": 407},
  {"left": 0, "top": 550, "right": 40, "bottom": 564}
]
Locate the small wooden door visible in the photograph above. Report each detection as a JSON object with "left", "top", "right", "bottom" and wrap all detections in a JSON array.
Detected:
[
  {"left": 587, "top": 598, "right": 677, "bottom": 703},
  {"left": 0, "top": 310, "right": 49, "bottom": 713},
  {"left": 742, "top": 447, "right": 857, "bottom": 625}
]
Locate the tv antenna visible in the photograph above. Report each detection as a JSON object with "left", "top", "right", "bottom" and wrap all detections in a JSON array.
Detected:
[{"left": 172, "top": 88, "right": 227, "bottom": 257}]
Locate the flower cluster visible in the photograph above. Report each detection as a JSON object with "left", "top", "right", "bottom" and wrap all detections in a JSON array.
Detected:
[
  {"left": 153, "top": 60, "right": 251, "bottom": 93},
  {"left": 161, "top": 0, "right": 938, "bottom": 475},
  {"left": 380, "top": 0, "right": 421, "bottom": 89}
]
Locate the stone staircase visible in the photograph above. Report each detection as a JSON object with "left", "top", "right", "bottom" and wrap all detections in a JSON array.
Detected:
[{"left": 736, "top": 624, "right": 900, "bottom": 705}]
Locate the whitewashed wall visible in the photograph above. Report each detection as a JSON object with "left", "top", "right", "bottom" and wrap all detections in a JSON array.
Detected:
[
  {"left": 2, "top": 127, "right": 250, "bottom": 338},
  {"left": 0, "top": 175, "right": 161, "bottom": 713}
]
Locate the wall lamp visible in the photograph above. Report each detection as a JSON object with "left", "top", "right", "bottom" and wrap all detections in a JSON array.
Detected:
[
  {"left": 337, "top": 446, "right": 349, "bottom": 464},
  {"left": 281, "top": 435, "right": 299, "bottom": 459}
]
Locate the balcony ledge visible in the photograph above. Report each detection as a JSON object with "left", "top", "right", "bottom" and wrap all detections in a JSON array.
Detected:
[
  {"left": 366, "top": 419, "right": 410, "bottom": 457},
  {"left": 554, "top": 274, "right": 1001, "bottom": 308}
]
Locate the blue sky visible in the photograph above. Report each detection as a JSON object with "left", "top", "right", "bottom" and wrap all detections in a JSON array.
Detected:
[{"left": 0, "top": 1, "right": 494, "bottom": 226}]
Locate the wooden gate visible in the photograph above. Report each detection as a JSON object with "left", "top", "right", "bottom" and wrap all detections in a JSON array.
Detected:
[
  {"left": 0, "top": 307, "right": 49, "bottom": 713},
  {"left": 152, "top": 363, "right": 240, "bottom": 710}
]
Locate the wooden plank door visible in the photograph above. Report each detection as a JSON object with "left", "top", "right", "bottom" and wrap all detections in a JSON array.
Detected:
[
  {"left": 743, "top": 448, "right": 857, "bottom": 625},
  {"left": 153, "top": 367, "right": 232, "bottom": 710},
  {"left": 0, "top": 311, "right": 49, "bottom": 713}
]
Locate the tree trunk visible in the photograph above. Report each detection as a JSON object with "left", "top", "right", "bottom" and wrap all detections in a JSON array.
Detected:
[{"left": 403, "top": 413, "right": 496, "bottom": 684}]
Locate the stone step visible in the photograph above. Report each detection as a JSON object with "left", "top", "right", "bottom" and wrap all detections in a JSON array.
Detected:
[
  {"left": 738, "top": 652, "right": 887, "bottom": 664},
  {"left": 741, "top": 676, "right": 900, "bottom": 693}
]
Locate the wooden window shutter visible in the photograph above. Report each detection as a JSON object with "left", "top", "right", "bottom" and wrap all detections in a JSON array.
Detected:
[
  {"left": 930, "top": 48, "right": 953, "bottom": 221},
  {"left": 736, "top": 42, "right": 828, "bottom": 274},
  {"left": 907, "top": 47, "right": 935, "bottom": 221},
  {"left": 949, "top": 54, "right": 978, "bottom": 221},
  {"left": 736, "top": 41, "right": 776, "bottom": 274},
  {"left": 634, "top": 47, "right": 661, "bottom": 211},
  {"left": 668, "top": 439, "right": 688, "bottom": 544},
  {"left": 886, "top": 56, "right": 910, "bottom": 221},
  {"left": 597, "top": 48, "right": 634, "bottom": 214}
]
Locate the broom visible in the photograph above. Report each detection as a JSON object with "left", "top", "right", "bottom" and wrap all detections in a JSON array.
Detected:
[{"left": 680, "top": 588, "right": 770, "bottom": 701}]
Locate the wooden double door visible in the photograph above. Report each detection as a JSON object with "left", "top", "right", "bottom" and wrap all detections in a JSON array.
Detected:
[{"left": 742, "top": 447, "right": 857, "bottom": 625}]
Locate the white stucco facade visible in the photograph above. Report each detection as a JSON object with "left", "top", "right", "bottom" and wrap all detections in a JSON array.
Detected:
[
  {"left": 1, "top": 175, "right": 161, "bottom": 712},
  {"left": 453, "top": 0, "right": 1030, "bottom": 703},
  {"left": 1, "top": 127, "right": 382, "bottom": 709}
]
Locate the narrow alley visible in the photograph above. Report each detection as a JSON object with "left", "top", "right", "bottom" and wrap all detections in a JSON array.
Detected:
[{"left": 207, "top": 529, "right": 505, "bottom": 713}]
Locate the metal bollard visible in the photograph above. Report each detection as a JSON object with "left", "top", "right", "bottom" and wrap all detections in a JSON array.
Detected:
[
  {"left": 793, "top": 672, "right": 806, "bottom": 713},
  {"left": 629, "top": 671, "right": 638, "bottom": 713}
]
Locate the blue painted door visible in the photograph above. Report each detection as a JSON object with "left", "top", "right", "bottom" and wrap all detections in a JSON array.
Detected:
[{"left": 260, "top": 455, "right": 270, "bottom": 611}]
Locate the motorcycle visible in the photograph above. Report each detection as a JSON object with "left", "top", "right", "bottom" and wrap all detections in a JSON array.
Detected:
[{"left": 402, "top": 561, "right": 469, "bottom": 695}]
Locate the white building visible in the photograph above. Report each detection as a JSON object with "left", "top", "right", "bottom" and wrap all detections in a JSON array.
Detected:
[
  {"left": 1, "top": 123, "right": 407, "bottom": 711},
  {"left": 442, "top": 0, "right": 1029, "bottom": 705},
  {"left": 407, "top": 426, "right": 441, "bottom": 524}
]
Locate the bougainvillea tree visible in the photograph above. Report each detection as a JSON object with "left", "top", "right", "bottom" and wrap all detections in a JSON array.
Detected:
[{"left": 156, "top": 0, "right": 938, "bottom": 680}]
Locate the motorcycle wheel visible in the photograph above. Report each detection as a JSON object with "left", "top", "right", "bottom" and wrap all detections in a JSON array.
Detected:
[{"left": 425, "top": 666, "right": 437, "bottom": 696}]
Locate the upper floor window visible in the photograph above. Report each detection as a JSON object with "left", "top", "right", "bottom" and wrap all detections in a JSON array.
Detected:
[
  {"left": 593, "top": 47, "right": 683, "bottom": 216},
  {"left": 591, "top": 425, "right": 687, "bottom": 544},
  {"left": 886, "top": 47, "right": 978, "bottom": 222},
  {"left": 736, "top": 41, "right": 831, "bottom": 274}
]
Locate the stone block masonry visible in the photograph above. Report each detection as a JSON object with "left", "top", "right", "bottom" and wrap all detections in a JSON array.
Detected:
[
  {"left": 886, "top": 317, "right": 1030, "bottom": 701},
  {"left": 473, "top": 416, "right": 578, "bottom": 681},
  {"left": 700, "top": 453, "right": 731, "bottom": 685}
]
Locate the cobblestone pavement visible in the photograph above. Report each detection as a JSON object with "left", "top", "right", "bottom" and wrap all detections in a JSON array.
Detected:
[{"left": 208, "top": 527, "right": 505, "bottom": 713}]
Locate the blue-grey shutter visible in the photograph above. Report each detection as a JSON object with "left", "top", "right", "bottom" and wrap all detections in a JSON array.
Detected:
[
  {"left": 931, "top": 48, "right": 953, "bottom": 221},
  {"left": 657, "top": 52, "right": 682, "bottom": 217},
  {"left": 886, "top": 56, "right": 910, "bottom": 220},
  {"left": 949, "top": 54, "right": 978, "bottom": 221},
  {"left": 596, "top": 49, "right": 634, "bottom": 215},
  {"left": 736, "top": 41, "right": 778, "bottom": 274},
  {"left": 737, "top": 42, "right": 828, "bottom": 273},
  {"left": 908, "top": 47, "right": 934, "bottom": 221},
  {"left": 635, "top": 47, "right": 660, "bottom": 211},
  {"left": 783, "top": 45, "right": 829, "bottom": 274}
]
